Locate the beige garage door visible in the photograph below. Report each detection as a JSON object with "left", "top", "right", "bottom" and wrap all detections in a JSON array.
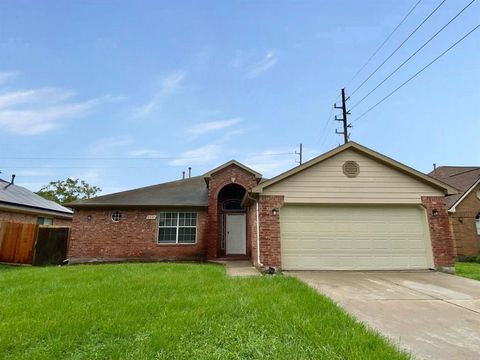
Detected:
[{"left": 280, "top": 205, "right": 433, "bottom": 270}]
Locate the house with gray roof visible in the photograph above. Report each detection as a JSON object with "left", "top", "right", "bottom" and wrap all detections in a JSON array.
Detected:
[
  {"left": 66, "top": 142, "right": 458, "bottom": 272},
  {"left": 0, "top": 176, "right": 73, "bottom": 226}
]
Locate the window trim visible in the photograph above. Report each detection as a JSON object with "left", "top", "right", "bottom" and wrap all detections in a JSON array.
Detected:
[
  {"left": 111, "top": 211, "right": 122, "bottom": 222},
  {"left": 157, "top": 211, "right": 198, "bottom": 245}
]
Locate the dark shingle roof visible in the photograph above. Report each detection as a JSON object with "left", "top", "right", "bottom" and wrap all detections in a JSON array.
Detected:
[
  {"left": 66, "top": 176, "right": 208, "bottom": 208},
  {"left": 429, "top": 166, "right": 480, "bottom": 209},
  {"left": 0, "top": 179, "right": 73, "bottom": 215}
]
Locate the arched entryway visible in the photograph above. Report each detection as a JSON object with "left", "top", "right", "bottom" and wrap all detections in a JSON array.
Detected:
[{"left": 217, "top": 183, "right": 247, "bottom": 256}]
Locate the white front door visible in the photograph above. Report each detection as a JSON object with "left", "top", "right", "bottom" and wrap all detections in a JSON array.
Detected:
[{"left": 226, "top": 214, "right": 246, "bottom": 255}]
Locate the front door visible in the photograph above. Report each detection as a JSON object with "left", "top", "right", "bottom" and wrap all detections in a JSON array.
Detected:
[{"left": 226, "top": 214, "right": 246, "bottom": 255}]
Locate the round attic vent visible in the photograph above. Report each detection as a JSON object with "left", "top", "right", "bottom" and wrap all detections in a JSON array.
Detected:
[{"left": 343, "top": 161, "right": 360, "bottom": 178}]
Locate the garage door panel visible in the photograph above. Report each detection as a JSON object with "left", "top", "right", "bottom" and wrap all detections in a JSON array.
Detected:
[{"left": 280, "top": 205, "right": 433, "bottom": 270}]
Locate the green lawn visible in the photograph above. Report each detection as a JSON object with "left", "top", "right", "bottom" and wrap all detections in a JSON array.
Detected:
[
  {"left": 0, "top": 263, "right": 408, "bottom": 360},
  {"left": 456, "top": 262, "right": 480, "bottom": 281}
]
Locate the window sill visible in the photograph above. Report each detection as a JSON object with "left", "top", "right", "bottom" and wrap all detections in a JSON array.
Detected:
[{"left": 156, "top": 242, "right": 198, "bottom": 246}]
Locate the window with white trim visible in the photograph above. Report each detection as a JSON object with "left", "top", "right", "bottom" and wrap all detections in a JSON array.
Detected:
[{"left": 158, "top": 212, "right": 197, "bottom": 244}]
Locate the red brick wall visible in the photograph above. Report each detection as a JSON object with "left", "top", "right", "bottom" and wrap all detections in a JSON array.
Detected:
[
  {"left": 422, "top": 196, "right": 456, "bottom": 269},
  {"left": 0, "top": 210, "right": 71, "bottom": 226},
  {"left": 0, "top": 210, "right": 38, "bottom": 223},
  {"left": 206, "top": 164, "right": 259, "bottom": 259},
  {"left": 449, "top": 184, "right": 480, "bottom": 257},
  {"left": 68, "top": 208, "right": 208, "bottom": 263},
  {"left": 53, "top": 218, "right": 73, "bottom": 227},
  {"left": 258, "top": 195, "right": 284, "bottom": 268}
]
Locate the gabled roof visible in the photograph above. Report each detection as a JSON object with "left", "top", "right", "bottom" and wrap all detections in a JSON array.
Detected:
[
  {"left": 429, "top": 166, "right": 480, "bottom": 210},
  {"left": 66, "top": 176, "right": 208, "bottom": 208},
  {"left": 0, "top": 179, "right": 73, "bottom": 215},
  {"left": 252, "top": 142, "right": 458, "bottom": 195},
  {"left": 203, "top": 160, "right": 262, "bottom": 179}
]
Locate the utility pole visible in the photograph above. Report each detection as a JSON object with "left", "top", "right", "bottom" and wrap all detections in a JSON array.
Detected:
[
  {"left": 295, "top": 143, "right": 303, "bottom": 165},
  {"left": 334, "top": 88, "right": 351, "bottom": 144}
]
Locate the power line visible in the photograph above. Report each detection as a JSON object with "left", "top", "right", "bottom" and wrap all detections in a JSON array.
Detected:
[
  {"left": 0, "top": 152, "right": 294, "bottom": 160},
  {"left": 345, "top": 0, "right": 423, "bottom": 87},
  {"left": 350, "top": 0, "right": 477, "bottom": 111},
  {"left": 350, "top": 0, "right": 447, "bottom": 97},
  {"left": 317, "top": 103, "right": 335, "bottom": 147},
  {"left": 351, "top": 22, "right": 480, "bottom": 124}
]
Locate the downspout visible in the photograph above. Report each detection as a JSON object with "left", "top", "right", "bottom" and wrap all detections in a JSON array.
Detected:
[
  {"left": 255, "top": 200, "right": 262, "bottom": 267},
  {"left": 246, "top": 192, "right": 263, "bottom": 267}
]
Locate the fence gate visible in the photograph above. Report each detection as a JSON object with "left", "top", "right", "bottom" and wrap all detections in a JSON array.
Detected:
[
  {"left": 0, "top": 222, "right": 37, "bottom": 264},
  {"left": 0, "top": 222, "right": 70, "bottom": 265},
  {"left": 33, "top": 227, "right": 70, "bottom": 265}
]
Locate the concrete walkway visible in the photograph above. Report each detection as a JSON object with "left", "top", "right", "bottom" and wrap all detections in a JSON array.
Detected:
[
  {"left": 213, "top": 260, "right": 261, "bottom": 277},
  {"left": 288, "top": 270, "right": 480, "bottom": 360}
]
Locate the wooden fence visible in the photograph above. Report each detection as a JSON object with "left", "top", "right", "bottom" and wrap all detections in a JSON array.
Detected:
[{"left": 0, "top": 222, "right": 70, "bottom": 265}]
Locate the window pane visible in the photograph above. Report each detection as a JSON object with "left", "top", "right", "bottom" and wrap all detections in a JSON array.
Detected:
[
  {"left": 37, "top": 217, "right": 53, "bottom": 225},
  {"left": 178, "top": 227, "right": 196, "bottom": 243},
  {"left": 158, "top": 227, "right": 177, "bottom": 243},
  {"left": 223, "top": 200, "right": 243, "bottom": 211},
  {"left": 179, "top": 212, "right": 197, "bottom": 226},
  {"left": 178, "top": 212, "right": 185, "bottom": 226},
  {"left": 159, "top": 212, "right": 177, "bottom": 227}
]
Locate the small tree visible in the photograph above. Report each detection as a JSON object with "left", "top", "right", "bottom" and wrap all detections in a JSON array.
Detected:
[{"left": 36, "top": 178, "right": 101, "bottom": 204}]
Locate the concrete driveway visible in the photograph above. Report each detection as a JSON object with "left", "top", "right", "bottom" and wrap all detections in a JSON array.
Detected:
[{"left": 287, "top": 271, "right": 480, "bottom": 360}]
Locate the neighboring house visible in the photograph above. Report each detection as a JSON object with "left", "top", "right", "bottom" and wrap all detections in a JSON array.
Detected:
[
  {"left": 0, "top": 176, "right": 73, "bottom": 226},
  {"left": 429, "top": 166, "right": 480, "bottom": 257},
  {"left": 67, "top": 142, "right": 457, "bottom": 271}
]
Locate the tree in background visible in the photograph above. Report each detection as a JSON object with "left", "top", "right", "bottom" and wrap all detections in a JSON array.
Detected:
[{"left": 36, "top": 178, "right": 101, "bottom": 204}]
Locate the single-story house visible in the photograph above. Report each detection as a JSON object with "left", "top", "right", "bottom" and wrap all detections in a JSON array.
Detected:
[
  {"left": 0, "top": 176, "right": 73, "bottom": 226},
  {"left": 429, "top": 166, "right": 480, "bottom": 257},
  {"left": 67, "top": 142, "right": 458, "bottom": 271}
]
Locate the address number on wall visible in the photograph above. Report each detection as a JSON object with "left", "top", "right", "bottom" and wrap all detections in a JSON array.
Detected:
[{"left": 146, "top": 215, "right": 157, "bottom": 220}]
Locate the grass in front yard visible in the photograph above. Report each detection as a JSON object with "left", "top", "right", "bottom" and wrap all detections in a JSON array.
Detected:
[
  {"left": 0, "top": 263, "right": 408, "bottom": 359},
  {"left": 456, "top": 262, "right": 480, "bottom": 281}
]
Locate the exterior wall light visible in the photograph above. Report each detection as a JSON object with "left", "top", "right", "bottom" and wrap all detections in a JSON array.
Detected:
[
  {"left": 87, "top": 215, "right": 92, "bottom": 221},
  {"left": 272, "top": 208, "right": 278, "bottom": 216},
  {"left": 432, "top": 209, "right": 439, "bottom": 217}
]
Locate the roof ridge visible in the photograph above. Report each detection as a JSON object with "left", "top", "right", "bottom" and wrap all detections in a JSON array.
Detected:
[
  {"left": 448, "top": 168, "right": 480, "bottom": 178},
  {"left": 252, "top": 141, "right": 457, "bottom": 195},
  {"left": 66, "top": 175, "right": 204, "bottom": 205},
  {"left": 435, "top": 165, "right": 480, "bottom": 169}
]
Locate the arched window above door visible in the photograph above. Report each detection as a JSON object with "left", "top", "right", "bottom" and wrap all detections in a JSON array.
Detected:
[{"left": 223, "top": 199, "right": 243, "bottom": 211}]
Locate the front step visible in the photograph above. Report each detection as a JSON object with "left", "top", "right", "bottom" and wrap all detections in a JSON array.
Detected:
[{"left": 212, "top": 256, "right": 250, "bottom": 261}]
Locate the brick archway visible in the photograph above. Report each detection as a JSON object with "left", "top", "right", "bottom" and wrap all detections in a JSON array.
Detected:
[{"left": 205, "top": 164, "right": 259, "bottom": 259}]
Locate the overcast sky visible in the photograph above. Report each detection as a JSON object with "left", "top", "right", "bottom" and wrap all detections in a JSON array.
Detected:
[{"left": 1, "top": 0, "right": 479, "bottom": 194}]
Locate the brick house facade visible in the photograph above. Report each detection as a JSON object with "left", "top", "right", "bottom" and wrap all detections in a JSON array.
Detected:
[
  {"left": 69, "top": 209, "right": 208, "bottom": 262},
  {"left": 449, "top": 183, "right": 480, "bottom": 257},
  {"left": 429, "top": 167, "right": 480, "bottom": 258},
  {"left": 68, "top": 142, "right": 458, "bottom": 271},
  {"left": 0, "top": 210, "right": 72, "bottom": 226}
]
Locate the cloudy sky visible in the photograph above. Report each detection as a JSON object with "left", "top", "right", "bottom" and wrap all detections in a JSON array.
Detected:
[{"left": 1, "top": 0, "right": 479, "bottom": 194}]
